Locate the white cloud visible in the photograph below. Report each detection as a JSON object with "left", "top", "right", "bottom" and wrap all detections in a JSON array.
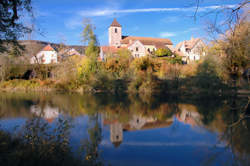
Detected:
[
  {"left": 160, "top": 32, "right": 176, "bottom": 38},
  {"left": 160, "top": 27, "right": 201, "bottom": 38},
  {"left": 64, "top": 18, "right": 82, "bottom": 29},
  {"left": 161, "top": 16, "right": 180, "bottom": 23},
  {"left": 78, "top": 5, "right": 237, "bottom": 17},
  {"left": 183, "top": 27, "right": 199, "bottom": 33}
]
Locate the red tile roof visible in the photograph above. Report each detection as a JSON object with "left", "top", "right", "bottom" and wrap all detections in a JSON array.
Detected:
[
  {"left": 101, "top": 46, "right": 127, "bottom": 54},
  {"left": 121, "top": 36, "right": 173, "bottom": 45},
  {"left": 110, "top": 18, "right": 121, "bottom": 27},
  {"left": 42, "top": 44, "right": 55, "bottom": 51}
]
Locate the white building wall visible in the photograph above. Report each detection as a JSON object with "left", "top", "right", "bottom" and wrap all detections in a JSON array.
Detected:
[
  {"left": 128, "top": 41, "right": 146, "bottom": 58},
  {"left": 30, "top": 50, "right": 58, "bottom": 64},
  {"left": 178, "top": 40, "right": 205, "bottom": 63}
]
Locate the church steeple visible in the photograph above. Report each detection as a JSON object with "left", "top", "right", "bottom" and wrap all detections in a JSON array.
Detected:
[
  {"left": 109, "top": 19, "right": 122, "bottom": 47},
  {"left": 110, "top": 18, "right": 122, "bottom": 27}
]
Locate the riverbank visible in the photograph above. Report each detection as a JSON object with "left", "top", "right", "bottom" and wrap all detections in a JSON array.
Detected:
[{"left": 0, "top": 79, "right": 248, "bottom": 96}]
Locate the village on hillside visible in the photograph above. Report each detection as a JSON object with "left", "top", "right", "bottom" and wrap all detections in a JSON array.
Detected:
[{"left": 24, "top": 19, "right": 206, "bottom": 65}]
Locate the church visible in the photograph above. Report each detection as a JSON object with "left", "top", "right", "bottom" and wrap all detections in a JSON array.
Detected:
[{"left": 100, "top": 19, "right": 174, "bottom": 60}]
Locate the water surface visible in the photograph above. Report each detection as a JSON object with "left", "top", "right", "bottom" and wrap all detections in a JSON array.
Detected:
[{"left": 0, "top": 92, "right": 249, "bottom": 166}]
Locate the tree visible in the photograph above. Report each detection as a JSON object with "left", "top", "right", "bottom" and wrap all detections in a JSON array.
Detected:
[
  {"left": 81, "top": 19, "right": 99, "bottom": 59},
  {"left": 0, "top": 0, "right": 33, "bottom": 53},
  {"left": 220, "top": 21, "right": 249, "bottom": 87},
  {"left": 193, "top": 0, "right": 249, "bottom": 37}
]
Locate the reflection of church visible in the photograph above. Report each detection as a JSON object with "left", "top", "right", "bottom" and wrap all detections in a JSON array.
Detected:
[
  {"left": 103, "top": 114, "right": 173, "bottom": 148},
  {"left": 110, "top": 122, "right": 123, "bottom": 147}
]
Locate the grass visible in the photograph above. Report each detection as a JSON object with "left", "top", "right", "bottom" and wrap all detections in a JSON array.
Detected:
[{"left": 0, "top": 79, "right": 51, "bottom": 92}]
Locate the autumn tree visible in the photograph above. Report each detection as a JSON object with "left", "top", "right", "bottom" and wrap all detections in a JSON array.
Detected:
[
  {"left": 81, "top": 19, "right": 99, "bottom": 59},
  {"left": 220, "top": 21, "right": 249, "bottom": 86}
]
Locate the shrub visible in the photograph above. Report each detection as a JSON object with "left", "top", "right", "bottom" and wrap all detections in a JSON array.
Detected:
[
  {"left": 77, "top": 57, "right": 99, "bottom": 82},
  {"left": 195, "top": 55, "right": 225, "bottom": 90},
  {"left": 155, "top": 48, "right": 172, "bottom": 57},
  {"left": 51, "top": 55, "right": 79, "bottom": 83},
  {"left": 130, "top": 57, "right": 157, "bottom": 73},
  {"left": 104, "top": 50, "right": 131, "bottom": 78}
]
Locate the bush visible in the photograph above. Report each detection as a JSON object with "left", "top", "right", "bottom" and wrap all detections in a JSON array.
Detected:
[
  {"left": 130, "top": 57, "right": 157, "bottom": 73},
  {"left": 77, "top": 57, "right": 99, "bottom": 82},
  {"left": 155, "top": 48, "right": 172, "bottom": 57},
  {"left": 195, "top": 55, "right": 226, "bottom": 90},
  {"left": 104, "top": 50, "right": 131, "bottom": 78}
]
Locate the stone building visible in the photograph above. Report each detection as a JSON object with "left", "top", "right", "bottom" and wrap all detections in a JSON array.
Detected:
[{"left": 100, "top": 19, "right": 174, "bottom": 59}]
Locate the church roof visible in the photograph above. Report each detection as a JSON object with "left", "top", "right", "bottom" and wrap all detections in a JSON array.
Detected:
[
  {"left": 110, "top": 18, "right": 122, "bottom": 27},
  {"left": 42, "top": 44, "right": 55, "bottom": 51},
  {"left": 121, "top": 36, "right": 173, "bottom": 45}
]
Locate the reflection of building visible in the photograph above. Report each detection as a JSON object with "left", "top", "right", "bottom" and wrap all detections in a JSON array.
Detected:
[
  {"left": 103, "top": 114, "right": 173, "bottom": 147},
  {"left": 110, "top": 122, "right": 123, "bottom": 147},
  {"left": 129, "top": 115, "right": 154, "bottom": 130},
  {"left": 30, "top": 105, "right": 59, "bottom": 123},
  {"left": 176, "top": 104, "right": 202, "bottom": 127}
]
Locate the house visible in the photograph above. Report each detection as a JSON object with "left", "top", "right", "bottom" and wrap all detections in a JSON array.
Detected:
[
  {"left": 30, "top": 44, "right": 58, "bottom": 64},
  {"left": 100, "top": 19, "right": 174, "bottom": 59},
  {"left": 59, "top": 47, "right": 83, "bottom": 61},
  {"left": 175, "top": 37, "right": 206, "bottom": 63},
  {"left": 100, "top": 46, "right": 128, "bottom": 60}
]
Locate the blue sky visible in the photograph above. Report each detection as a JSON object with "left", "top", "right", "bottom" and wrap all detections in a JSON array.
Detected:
[{"left": 29, "top": 0, "right": 240, "bottom": 46}]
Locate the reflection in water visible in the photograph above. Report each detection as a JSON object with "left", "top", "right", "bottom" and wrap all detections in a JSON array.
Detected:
[
  {"left": 0, "top": 92, "right": 249, "bottom": 166},
  {"left": 176, "top": 104, "right": 202, "bottom": 127},
  {"left": 30, "top": 105, "right": 59, "bottom": 123}
]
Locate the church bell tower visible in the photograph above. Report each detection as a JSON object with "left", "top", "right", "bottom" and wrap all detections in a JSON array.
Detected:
[{"left": 109, "top": 18, "right": 122, "bottom": 47}]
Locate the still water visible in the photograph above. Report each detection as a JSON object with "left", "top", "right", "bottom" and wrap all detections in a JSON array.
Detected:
[{"left": 0, "top": 92, "right": 249, "bottom": 166}]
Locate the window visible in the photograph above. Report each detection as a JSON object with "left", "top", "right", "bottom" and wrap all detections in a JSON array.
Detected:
[
  {"left": 115, "top": 28, "right": 117, "bottom": 33},
  {"left": 136, "top": 47, "right": 139, "bottom": 52}
]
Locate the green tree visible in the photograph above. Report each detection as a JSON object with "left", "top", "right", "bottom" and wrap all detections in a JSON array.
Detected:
[{"left": 81, "top": 19, "right": 99, "bottom": 59}]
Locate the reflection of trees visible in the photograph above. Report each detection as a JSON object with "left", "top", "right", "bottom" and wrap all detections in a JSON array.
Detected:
[
  {"left": 0, "top": 114, "right": 104, "bottom": 166},
  {"left": 79, "top": 113, "right": 103, "bottom": 166},
  {"left": 0, "top": 92, "right": 250, "bottom": 165},
  {"left": 220, "top": 97, "right": 250, "bottom": 166},
  {"left": 202, "top": 96, "right": 250, "bottom": 166}
]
